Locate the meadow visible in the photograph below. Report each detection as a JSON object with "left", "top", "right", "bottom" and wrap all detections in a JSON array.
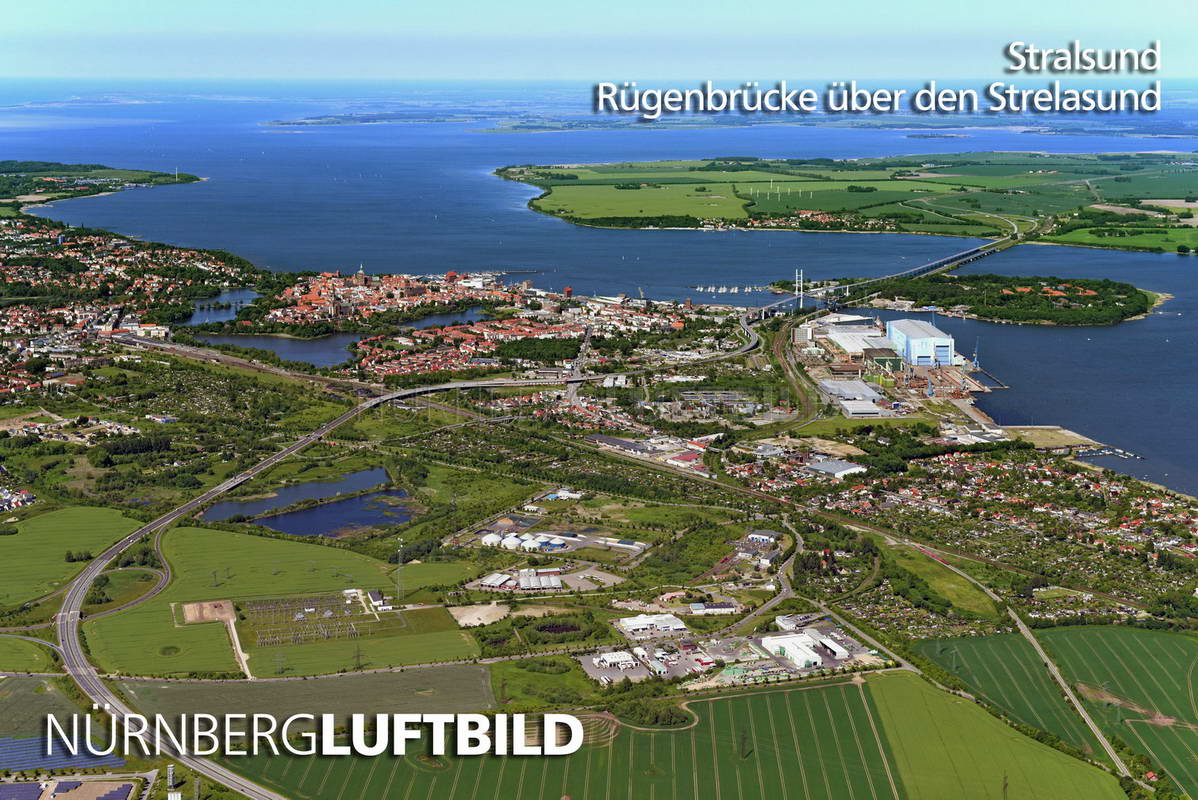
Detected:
[
  {"left": 913, "top": 633, "right": 1106, "bottom": 759},
  {"left": 0, "top": 677, "right": 85, "bottom": 738},
  {"left": 1039, "top": 625, "right": 1198, "bottom": 798},
  {"left": 84, "top": 527, "right": 468, "bottom": 676},
  {"left": 0, "top": 506, "right": 141, "bottom": 608},
  {"left": 0, "top": 637, "right": 57, "bottom": 673},
  {"left": 876, "top": 541, "right": 997, "bottom": 618},
  {"left": 225, "top": 672, "right": 1120, "bottom": 800}
]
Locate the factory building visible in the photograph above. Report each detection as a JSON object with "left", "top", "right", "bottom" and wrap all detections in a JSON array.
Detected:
[
  {"left": 885, "top": 319, "right": 954, "bottom": 366},
  {"left": 760, "top": 633, "right": 823, "bottom": 668},
  {"left": 616, "top": 613, "right": 688, "bottom": 636}
]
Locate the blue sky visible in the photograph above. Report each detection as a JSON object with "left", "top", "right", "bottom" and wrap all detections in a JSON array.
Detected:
[{"left": 3, "top": 0, "right": 1192, "bottom": 80}]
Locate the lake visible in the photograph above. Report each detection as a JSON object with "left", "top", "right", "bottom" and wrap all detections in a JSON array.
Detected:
[
  {"left": 184, "top": 287, "right": 260, "bottom": 325},
  {"left": 253, "top": 489, "right": 413, "bottom": 537},
  {"left": 201, "top": 467, "right": 389, "bottom": 520},
  {"left": 198, "top": 331, "right": 364, "bottom": 367}
]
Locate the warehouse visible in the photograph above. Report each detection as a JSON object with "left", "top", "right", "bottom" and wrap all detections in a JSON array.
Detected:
[
  {"left": 823, "top": 327, "right": 894, "bottom": 357},
  {"left": 807, "top": 459, "right": 868, "bottom": 480},
  {"left": 479, "top": 572, "right": 513, "bottom": 589},
  {"left": 616, "top": 613, "right": 688, "bottom": 637},
  {"left": 885, "top": 319, "right": 954, "bottom": 366},
  {"left": 804, "top": 627, "right": 851, "bottom": 659},
  {"left": 760, "top": 633, "right": 823, "bottom": 668},
  {"left": 818, "top": 379, "right": 882, "bottom": 402}
]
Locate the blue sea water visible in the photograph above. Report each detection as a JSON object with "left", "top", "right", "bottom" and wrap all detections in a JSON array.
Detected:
[{"left": 1, "top": 79, "right": 1195, "bottom": 493}]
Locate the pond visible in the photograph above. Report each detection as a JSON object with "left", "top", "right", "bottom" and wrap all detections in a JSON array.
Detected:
[{"left": 201, "top": 467, "right": 389, "bottom": 521}]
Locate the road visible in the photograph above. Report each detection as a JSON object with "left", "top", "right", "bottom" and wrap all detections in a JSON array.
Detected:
[
  {"left": 910, "top": 543, "right": 1131, "bottom": 777},
  {"left": 51, "top": 373, "right": 597, "bottom": 800}
]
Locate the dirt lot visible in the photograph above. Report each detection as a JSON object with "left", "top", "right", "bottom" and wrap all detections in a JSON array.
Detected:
[
  {"left": 181, "top": 599, "right": 235, "bottom": 624},
  {"left": 1004, "top": 426, "right": 1098, "bottom": 449},
  {"left": 448, "top": 603, "right": 510, "bottom": 627}
]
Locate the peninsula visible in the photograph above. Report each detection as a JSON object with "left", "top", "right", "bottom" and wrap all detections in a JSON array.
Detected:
[{"left": 498, "top": 151, "right": 1198, "bottom": 254}]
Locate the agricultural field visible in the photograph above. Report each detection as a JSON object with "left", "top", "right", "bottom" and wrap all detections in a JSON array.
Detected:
[
  {"left": 226, "top": 672, "right": 1122, "bottom": 800},
  {"left": 228, "top": 678, "right": 900, "bottom": 800},
  {"left": 914, "top": 633, "right": 1107, "bottom": 759},
  {"left": 0, "top": 506, "right": 141, "bottom": 608},
  {"left": 118, "top": 665, "right": 494, "bottom": 729},
  {"left": 867, "top": 672, "right": 1122, "bottom": 800},
  {"left": 499, "top": 152, "right": 1193, "bottom": 243},
  {"left": 83, "top": 527, "right": 446, "bottom": 676},
  {"left": 1039, "top": 625, "right": 1198, "bottom": 798},
  {"left": 0, "top": 637, "right": 57, "bottom": 673}
]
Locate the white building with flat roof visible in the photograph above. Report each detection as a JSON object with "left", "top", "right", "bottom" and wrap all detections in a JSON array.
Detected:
[
  {"left": 617, "top": 613, "right": 688, "bottom": 636},
  {"left": 760, "top": 633, "right": 823, "bottom": 668},
  {"left": 886, "top": 319, "right": 954, "bottom": 366}
]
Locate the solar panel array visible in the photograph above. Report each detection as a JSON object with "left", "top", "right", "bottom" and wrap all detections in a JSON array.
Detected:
[
  {"left": 0, "top": 736, "right": 124, "bottom": 772},
  {"left": 94, "top": 785, "right": 134, "bottom": 800},
  {"left": 0, "top": 784, "right": 42, "bottom": 800}
]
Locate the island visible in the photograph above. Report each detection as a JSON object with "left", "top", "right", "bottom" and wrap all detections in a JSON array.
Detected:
[
  {"left": 497, "top": 151, "right": 1198, "bottom": 253},
  {"left": 863, "top": 273, "right": 1157, "bottom": 325}
]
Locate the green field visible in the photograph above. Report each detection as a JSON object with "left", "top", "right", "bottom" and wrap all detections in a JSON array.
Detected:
[
  {"left": 0, "top": 676, "right": 84, "bottom": 737},
  {"left": 914, "top": 633, "right": 1106, "bottom": 759},
  {"left": 500, "top": 153, "right": 1194, "bottom": 242},
  {"left": 1045, "top": 226, "right": 1198, "bottom": 252},
  {"left": 228, "top": 678, "right": 899, "bottom": 800},
  {"left": 868, "top": 672, "right": 1122, "bottom": 800},
  {"left": 84, "top": 527, "right": 464, "bottom": 676},
  {"left": 536, "top": 183, "right": 749, "bottom": 219},
  {"left": 225, "top": 672, "right": 1120, "bottom": 800},
  {"left": 0, "top": 506, "right": 141, "bottom": 608},
  {"left": 119, "top": 665, "right": 494, "bottom": 730},
  {"left": 0, "top": 637, "right": 57, "bottom": 673},
  {"left": 1039, "top": 626, "right": 1198, "bottom": 798},
  {"left": 878, "top": 542, "right": 997, "bottom": 618},
  {"left": 241, "top": 607, "right": 479, "bottom": 676}
]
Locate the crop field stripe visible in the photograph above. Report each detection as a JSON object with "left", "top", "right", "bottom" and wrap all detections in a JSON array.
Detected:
[
  {"left": 983, "top": 644, "right": 1082, "bottom": 744},
  {"left": 820, "top": 690, "right": 857, "bottom": 800},
  {"left": 778, "top": 691, "right": 813, "bottom": 800},
  {"left": 857, "top": 682, "right": 901, "bottom": 800},
  {"left": 721, "top": 701, "right": 741, "bottom": 800},
  {"left": 332, "top": 756, "right": 358, "bottom": 800},
  {"left": 1188, "top": 656, "right": 1198, "bottom": 721},
  {"left": 1094, "top": 634, "right": 1180, "bottom": 712},
  {"left": 763, "top": 693, "right": 792, "bottom": 800},
  {"left": 625, "top": 730, "right": 634, "bottom": 800},
  {"left": 999, "top": 649, "right": 1076, "bottom": 738},
  {"left": 707, "top": 703, "right": 723, "bottom": 800},
  {"left": 358, "top": 755, "right": 381, "bottom": 800},
  {"left": 1075, "top": 632, "right": 1165, "bottom": 709},
  {"left": 803, "top": 690, "right": 835, "bottom": 799},
  {"left": 744, "top": 694, "right": 780, "bottom": 800},
  {"left": 840, "top": 685, "right": 880, "bottom": 800},
  {"left": 1125, "top": 722, "right": 1198, "bottom": 800}
]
